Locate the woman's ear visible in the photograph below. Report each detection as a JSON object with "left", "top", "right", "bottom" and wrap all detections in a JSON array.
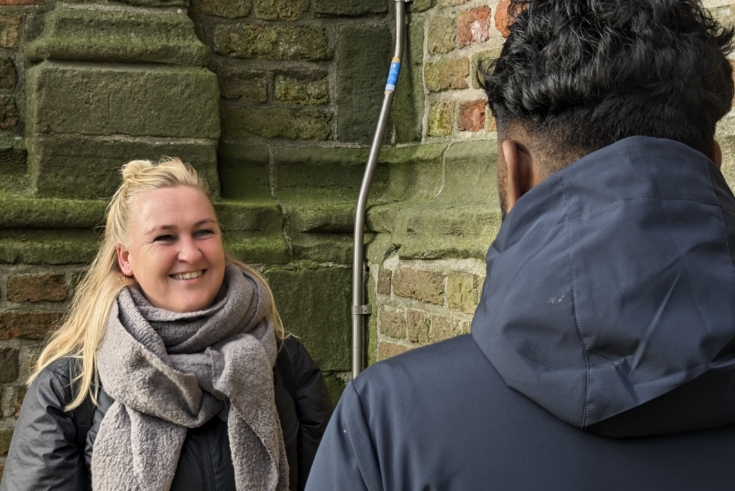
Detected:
[
  {"left": 116, "top": 244, "right": 134, "bottom": 277},
  {"left": 711, "top": 139, "right": 722, "bottom": 170}
]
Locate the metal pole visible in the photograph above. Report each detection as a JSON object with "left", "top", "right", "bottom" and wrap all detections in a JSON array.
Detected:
[{"left": 352, "top": 0, "right": 409, "bottom": 379}]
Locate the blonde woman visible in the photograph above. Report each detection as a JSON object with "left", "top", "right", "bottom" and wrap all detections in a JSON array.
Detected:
[{"left": 0, "top": 158, "right": 332, "bottom": 491}]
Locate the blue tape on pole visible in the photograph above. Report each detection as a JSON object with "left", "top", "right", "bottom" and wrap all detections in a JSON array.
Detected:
[{"left": 385, "top": 60, "right": 401, "bottom": 93}]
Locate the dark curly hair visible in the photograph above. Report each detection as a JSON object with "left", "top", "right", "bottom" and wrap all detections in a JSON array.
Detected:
[{"left": 481, "top": 0, "right": 734, "bottom": 166}]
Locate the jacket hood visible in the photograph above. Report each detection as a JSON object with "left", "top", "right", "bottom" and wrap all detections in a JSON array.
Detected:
[{"left": 472, "top": 136, "right": 735, "bottom": 437}]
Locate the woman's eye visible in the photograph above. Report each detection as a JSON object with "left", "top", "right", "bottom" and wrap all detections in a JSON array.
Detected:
[
  {"left": 154, "top": 235, "right": 175, "bottom": 242},
  {"left": 194, "top": 229, "right": 215, "bottom": 238}
]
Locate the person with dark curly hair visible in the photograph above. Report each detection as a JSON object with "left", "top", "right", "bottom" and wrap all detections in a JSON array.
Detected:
[{"left": 306, "top": 1, "right": 735, "bottom": 489}]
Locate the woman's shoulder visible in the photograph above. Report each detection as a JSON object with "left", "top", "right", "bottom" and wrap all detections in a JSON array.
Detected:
[{"left": 30, "top": 357, "right": 79, "bottom": 407}]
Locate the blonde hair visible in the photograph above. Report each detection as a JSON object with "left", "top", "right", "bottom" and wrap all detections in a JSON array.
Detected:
[{"left": 30, "top": 157, "right": 285, "bottom": 411}]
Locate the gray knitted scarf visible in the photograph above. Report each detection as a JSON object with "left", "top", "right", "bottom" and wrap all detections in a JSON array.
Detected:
[{"left": 92, "top": 265, "right": 289, "bottom": 491}]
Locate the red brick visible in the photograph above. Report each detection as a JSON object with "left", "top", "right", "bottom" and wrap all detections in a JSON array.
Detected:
[
  {"left": 377, "top": 268, "right": 392, "bottom": 295},
  {"left": 0, "top": 312, "right": 64, "bottom": 340},
  {"left": 458, "top": 6, "right": 491, "bottom": 48},
  {"left": 432, "top": 315, "right": 468, "bottom": 342},
  {"left": 379, "top": 306, "right": 406, "bottom": 340},
  {"left": 0, "top": 348, "right": 19, "bottom": 383},
  {"left": 0, "top": 16, "right": 20, "bottom": 49},
  {"left": 424, "top": 58, "right": 469, "bottom": 93},
  {"left": 378, "top": 341, "right": 410, "bottom": 361},
  {"left": 458, "top": 100, "right": 487, "bottom": 132},
  {"left": 7, "top": 273, "right": 68, "bottom": 303},
  {"left": 393, "top": 268, "right": 445, "bottom": 305},
  {"left": 495, "top": 0, "right": 511, "bottom": 38}
]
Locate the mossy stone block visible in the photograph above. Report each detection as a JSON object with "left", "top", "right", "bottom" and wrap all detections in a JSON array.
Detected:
[
  {"left": 218, "top": 143, "right": 271, "bottom": 200},
  {"left": 26, "top": 8, "right": 210, "bottom": 66},
  {"left": 215, "top": 201, "right": 283, "bottom": 233},
  {"left": 394, "top": 17, "right": 425, "bottom": 143},
  {"left": 214, "top": 24, "right": 333, "bottom": 61},
  {"left": 193, "top": 0, "right": 251, "bottom": 18},
  {"left": 0, "top": 197, "right": 106, "bottom": 229},
  {"left": 221, "top": 106, "right": 332, "bottom": 141},
  {"left": 322, "top": 371, "right": 348, "bottom": 404},
  {"left": 336, "top": 23, "right": 392, "bottom": 144},
  {"left": 29, "top": 135, "right": 219, "bottom": 199},
  {"left": 0, "top": 138, "right": 26, "bottom": 175},
  {"left": 223, "top": 232, "right": 290, "bottom": 265},
  {"left": 0, "top": 57, "right": 16, "bottom": 90},
  {"left": 272, "top": 146, "right": 385, "bottom": 202},
  {"left": 64, "top": 0, "right": 189, "bottom": 8},
  {"left": 290, "top": 233, "right": 354, "bottom": 264},
  {"left": 265, "top": 264, "right": 351, "bottom": 371},
  {"left": 439, "top": 139, "right": 497, "bottom": 205},
  {"left": 409, "top": 0, "right": 435, "bottom": 12},
  {"left": 0, "top": 230, "right": 100, "bottom": 265},
  {"left": 286, "top": 202, "right": 354, "bottom": 234},
  {"left": 314, "top": 0, "right": 387, "bottom": 16},
  {"left": 255, "top": 0, "right": 309, "bottom": 20},
  {"left": 26, "top": 63, "right": 220, "bottom": 139}
]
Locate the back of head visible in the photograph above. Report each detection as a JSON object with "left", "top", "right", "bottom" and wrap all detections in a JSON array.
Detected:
[{"left": 481, "top": 0, "right": 734, "bottom": 173}]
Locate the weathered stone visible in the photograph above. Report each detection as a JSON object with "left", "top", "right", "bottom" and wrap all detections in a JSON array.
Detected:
[
  {"left": 394, "top": 17, "right": 425, "bottom": 143},
  {"left": 0, "top": 139, "right": 26, "bottom": 176},
  {"left": 322, "top": 372, "right": 347, "bottom": 404},
  {"left": 471, "top": 47, "right": 502, "bottom": 88},
  {"left": 65, "top": 0, "right": 188, "bottom": 7},
  {"left": 438, "top": 0, "right": 469, "bottom": 6},
  {"left": 336, "top": 24, "right": 392, "bottom": 143},
  {"left": 378, "top": 341, "right": 410, "bottom": 361},
  {"left": 214, "top": 24, "right": 333, "bottom": 61},
  {"left": 193, "top": 0, "right": 251, "bottom": 18},
  {"left": 432, "top": 314, "right": 468, "bottom": 342},
  {"left": 285, "top": 202, "right": 354, "bottom": 234},
  {"left": 0, "top": 230, "right": 100, "bottom": 265},
  {"left": 0, "top": 16, "right": 20, "bottom": 49},
  {"left": 218, "top": 143, "right": 272, "bottom": 200},
  {"left": 0, "top": 0, "right": 37, "bottom": 4},
  {"left": 217, "top": 70, "right": 268, "bottom": 102},
  {"left": 26, "top": 8, "right": 210, "bottom": 66},
  {"left": 0, "top": 197, "right": 105, "bottom": 229},
  {"left": 0, "top": 96, "right": 18, "bottom": 130},
  {"left": 255, "top": 0, "right": 309, "bottom": 20},
  {"left": 393, "top": 268, "right": 445, "bottom": 305},
  {"left": 224, "top": 232, "right": 290, "bottom": 264},
  {"left": 14, "top": 386, "right": 26, "bottom": 418},
  {"left": 427, "top": 15, "right": 456, "bottom": 55},
  {"left": 380, "top": 305, "right": 405, "bottom": 339},
  {"left": 289, "top": 233, "right": 353, "bottom": 263},
  {"left": 28, "top": 136, "right": 219, "bottom": 199},
  {"left": 221, "top": 105, "right": 332, "bottom": 141},
  {"left": 0, "top": 311, "right": 64, "bottom": 340},
  {"left": 314, "top": 0, "right": 387, "bottom": 17},
  {"left": 275, "top": 74, "right": 329, "bottom": 105},
  {"left": 424, "top": 58, "right": 469, "bottom": 92},
  {"left": 458, "top": 99, "right": 486, "bottom": 132},
  {"left": 8, "top": 273, "right": 68, "bottom": 303},
  {"left": 26, "top": 63, "right": 220, "bottom": 139},
  {"left": 0, "top": 57, "right": 16, "bottom": 90},
  {"left": 264, "top": 265, "right": 351, "bottom": 371},
  {"left": 377, "top": 268, "right": 392, "bottom": 295},
  {"left": 271, "top": 146, "right": 384, "bottom": 203},
  {"left": 0, "top": 348, "right": 19, "bottom": 383},
  {"left": 409, "top": 0, "right": 435, "bottom": 12},
  {"left": 215, "top": 201, "right": 283, "bottom": 233},
  {"left": 447, "top": 272, "right": 480, "bottom": 313},
  {"left": 407, "top": 309, "right": 430, "bottom": 344},
  {"left": 0, "top": 429, "right": 12, "bottom": 455},
  {"left": 458, "top": 6, "right": 492, "bottom": 47},
  {"left": 427, "top": 100, "right": 454, "bottom": 137}
]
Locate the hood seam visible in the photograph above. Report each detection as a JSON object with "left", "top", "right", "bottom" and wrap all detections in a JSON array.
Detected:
[{"left": 558, "top": 173, "right": 592, "bottom": 429}]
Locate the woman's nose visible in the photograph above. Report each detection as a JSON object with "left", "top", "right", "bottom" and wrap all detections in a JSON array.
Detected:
[{"left": 178, "top": 235, "right": 203, "bottom": 263}]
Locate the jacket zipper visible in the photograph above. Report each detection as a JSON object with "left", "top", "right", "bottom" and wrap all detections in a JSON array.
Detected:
[{"left": 201, "top": 431, "right": 216, "bottom": 491}]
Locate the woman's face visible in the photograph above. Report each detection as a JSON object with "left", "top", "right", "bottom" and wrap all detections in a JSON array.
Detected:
[{"left": 116, "top": 186, "right": 226, "bottom": 313}]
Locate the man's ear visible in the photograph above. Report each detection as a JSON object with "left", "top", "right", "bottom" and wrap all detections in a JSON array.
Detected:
[
  {"left": 116, "top": 243, "right": 134, "bottom": 277},
  {"left": 501, "top": 139, "right": 535, "bottom": 215},
  {"left": 711, "top": 139, "right": 722, "bottom": 170}
]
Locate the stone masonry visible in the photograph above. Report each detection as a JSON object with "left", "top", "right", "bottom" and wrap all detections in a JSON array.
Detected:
[{"left": 1, "top": 0, "right": 735, "bottom": 479}]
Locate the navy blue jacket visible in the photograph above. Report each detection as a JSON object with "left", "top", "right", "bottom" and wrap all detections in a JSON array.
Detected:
[{"left": 306, "top": 137, "right": 735, "bottom": 490}]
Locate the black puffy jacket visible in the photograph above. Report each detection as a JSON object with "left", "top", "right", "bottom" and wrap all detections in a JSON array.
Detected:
[{"left": 1, "top": 337, "right": 332, "bottom": 491}]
